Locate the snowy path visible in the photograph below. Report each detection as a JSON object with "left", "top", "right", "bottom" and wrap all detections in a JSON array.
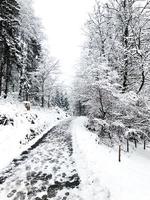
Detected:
[
  {"left": 0, "top": 119, "right": 81, "bottom": 200},
  {"left": 1, "top": 116, "right": 150, "bottom": 200},
  {"left": 71, "top": 117, "right": 150, "bottom": 200}
]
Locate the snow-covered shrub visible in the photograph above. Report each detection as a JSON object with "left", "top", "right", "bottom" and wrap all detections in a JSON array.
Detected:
[
  {"left": 125, "top": 129, "right": 141, "bottom": 142},
  {"left": 109, "top": 121, "right": 126, "bottom": 143},
  {"left": 86, "top": 118, "right": 110, "bottom": 138},
  {"left": 125, "top": 127, "right": 150, "bottom": 143}
]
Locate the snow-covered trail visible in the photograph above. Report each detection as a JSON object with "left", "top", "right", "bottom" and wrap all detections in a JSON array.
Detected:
[
  {"left": 1, "top": 116, "right": 150, "bottom": 200},
  {"left": 71, "top": 117, "right": 150, "bottom": 200},
  {"left": 0, "top": 119, "right": 81, "bottom": 200}
]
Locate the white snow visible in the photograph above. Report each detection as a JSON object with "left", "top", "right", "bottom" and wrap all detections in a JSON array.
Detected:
[
  {"left": 111, "top": 120, "right": 125, "bottom": 128},
  {"left": 0, "top": 99, "right": 68, "bottom": 172},
  {"left": 72, "top": 117, "right": 150, "bottom": 200}
]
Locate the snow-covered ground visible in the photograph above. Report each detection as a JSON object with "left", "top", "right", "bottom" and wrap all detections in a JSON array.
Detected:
[
  {"left": 0, "top": 99, "right": 68, "bottom": 171},
  {"left": 72, "top": 117, "right": 150, "bottom": 200},
  {"left": 1, "top": 104, "right": 150, "bottom": 200}
]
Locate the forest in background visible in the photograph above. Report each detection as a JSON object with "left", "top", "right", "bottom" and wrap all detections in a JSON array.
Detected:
[{"left": 0, "top": 0, "right": 69, "bottom": 110}]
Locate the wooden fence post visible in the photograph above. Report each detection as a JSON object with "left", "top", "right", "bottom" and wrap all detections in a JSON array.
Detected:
[
  {"left": 119, "top": 145, "right": 121, "bottom": 162},
  {"left": 134, "top": 139, "right": 137, "bottom": 148},
  {"left": 127, "top": 139, "right": 129, "bottom": 152},
  {"left": 144, "top": 140, "right": 146, "bottom": 150}
]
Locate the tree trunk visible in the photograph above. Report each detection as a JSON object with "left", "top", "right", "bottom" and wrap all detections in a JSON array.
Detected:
[
  {"left": 41, "top": 95, "right": 44, "bottom": 107},
  {"left": 98, "top": 89, "right": 106, "bottom": 119},
  {"left": 0, "top": 64, "right": 3, "bottom": 96},
  {"left": 4, "top": 62, "right": 10, "bottom": 99},
  {"left": 47, "top": 95, "right": 50, "bottom": 108},
  {"left": 25, "top": 90, "right": 29, "bottom": 101},
  {"left": 137, "top": 70, "right": 145, "bottom": 94},
  {"left": 78, "top": 101, "right": 82, "bottom": 116},
  {"left": 122, "top": 71, "right": 128, "bottom": 93},
  {"left": 41, "top": 82, "right": 44, "bottom": 107},
  {"left": 4, "top": 40, "right": 10, "bottom": 99},
  {"left": 122, "top": 1, "right": 129, "bottom": 93},
  {"left": 19, "top": 70, "right": 23, "bottom": 99},
  {"left": 0, "top": 21, "right": 3, "bottom": 96}
]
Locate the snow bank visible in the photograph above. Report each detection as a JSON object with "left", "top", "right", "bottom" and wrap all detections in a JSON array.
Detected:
[
  {"left": 0, "top": 99, "right": 68, "bottom": 171},
  {"left": 72, "top": 117, "right": 150, "bottom": 200}
]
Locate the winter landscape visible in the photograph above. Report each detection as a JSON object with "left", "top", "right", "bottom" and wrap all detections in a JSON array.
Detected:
[{"left": 1, "top": 0, "right": 150, "bottom": 199}]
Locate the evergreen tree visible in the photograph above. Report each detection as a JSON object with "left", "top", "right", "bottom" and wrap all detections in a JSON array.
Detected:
[
  {"left": 52, "top": 90, "right": 69, "bottom": 111},
  {"left": 0, "top": 0, "right": 20, "bottom": 97}
]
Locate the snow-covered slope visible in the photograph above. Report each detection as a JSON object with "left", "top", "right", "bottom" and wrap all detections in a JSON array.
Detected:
[
  {"left": 72, "top": 117, "right": 150, "bottom": 200},
  {"left": 0, "top": 99, "right": 68, "bottom": 171}
]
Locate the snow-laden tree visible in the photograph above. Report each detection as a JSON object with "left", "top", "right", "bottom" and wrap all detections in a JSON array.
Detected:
[
  {"left": 73, "top": 0, "right": 150, "bottom": 145},
  {"left": 105, "top": 0, "right": 150, "bottom": 93},
  {"left": 0, "top": 0, "right": 20, "bottom": 97},
  {"left": 0, "top": 0, "right": 43, "bottom": 99},
  {"left": 17, "top": 0, "right": 43, "bottom": 101},
  {"left": 32, "top": 48, "right": 59, "bottom": 107},
  {"left": 51, "top": 89, "right": 69, "bottom": 111}
]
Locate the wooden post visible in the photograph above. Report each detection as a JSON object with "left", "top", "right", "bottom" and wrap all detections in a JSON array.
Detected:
[
  {"left": 127, "top": 139, "right": 129, "bottom": 152},
  {"left": 119, "top": 145, "right": 121, "bottom": 162},
  {"left": 144, "top": 140, "right": 146, "bottom": 150},
  {"left": 134, "top": 139, "right": 137, "bottom": 148}
]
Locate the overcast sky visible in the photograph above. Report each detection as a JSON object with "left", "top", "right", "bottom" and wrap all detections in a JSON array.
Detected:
[{"left": 33, "top": 0, "right": 95, "bottom": 82}]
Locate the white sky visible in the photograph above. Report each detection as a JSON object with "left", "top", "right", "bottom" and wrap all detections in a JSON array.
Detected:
[{"left": 33, "top": 0, "right": 95, "bottom": 83}]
